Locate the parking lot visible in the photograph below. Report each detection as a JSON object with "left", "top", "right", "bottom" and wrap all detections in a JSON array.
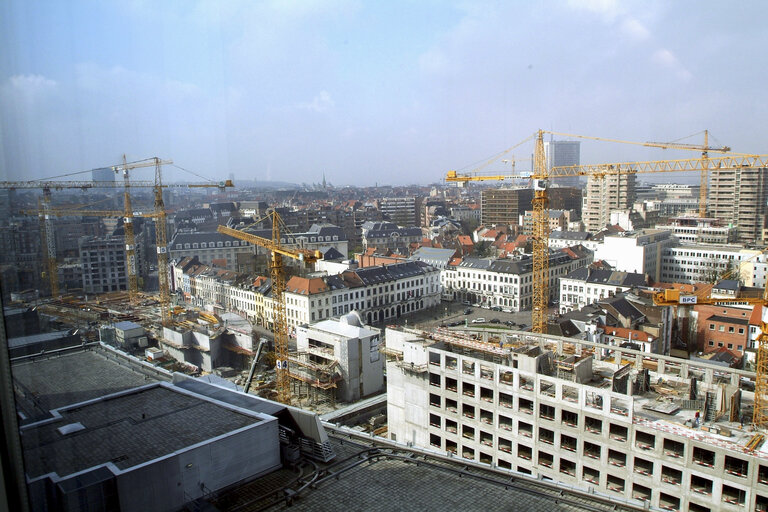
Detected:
[{"left": 390, "top": 300, "right": 540, "bottom": 332}]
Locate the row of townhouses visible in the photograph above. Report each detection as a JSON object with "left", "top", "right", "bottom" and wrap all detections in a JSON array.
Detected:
[
  {"left": 170, "top": 257, "right": 442, "bottom": 330},
  {"left": 442, "top": 246, "right": 593, "bottom": 311}
]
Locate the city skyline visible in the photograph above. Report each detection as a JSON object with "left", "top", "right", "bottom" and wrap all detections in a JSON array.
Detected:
[{"left": 2, "top": 1, "right": 767, "bottom": 186}]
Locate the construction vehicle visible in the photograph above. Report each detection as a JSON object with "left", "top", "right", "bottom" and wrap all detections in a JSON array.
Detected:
[
  {"left": 218, "top": 212, "right": 323, "bottom": 405},
  {"left": 447, "top": 130, "right": 768, "bottom": 425}
]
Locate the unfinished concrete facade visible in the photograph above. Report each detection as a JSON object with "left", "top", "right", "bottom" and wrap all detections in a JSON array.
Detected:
[
  {"left": 293, "top": 313, "right": 383, "bottom": 405},
  {"left": 386, "top": 326, "right": 768, "bottom": 512}
]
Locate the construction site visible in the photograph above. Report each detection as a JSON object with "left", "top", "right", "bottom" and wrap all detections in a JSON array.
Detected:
[{"left": 386, "top": 323, "right": 767, "bottom": 511}]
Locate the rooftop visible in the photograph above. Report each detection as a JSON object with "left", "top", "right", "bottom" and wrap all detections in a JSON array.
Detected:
[
  {"left": 12, "top": 346, "right": 167, "bottom": 421},
  {"left": 214, "top": 431, "right": 634, "bottom": 512},
  {"left": 21, "top": 384, "right": 264, "bottom": 479},
  {"left": 390, "top": 326, "right": 762, "bottom": 456}
]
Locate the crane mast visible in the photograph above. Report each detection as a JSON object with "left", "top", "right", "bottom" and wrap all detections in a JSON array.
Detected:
[
  {"left": 447, "top": 132, "right": 768, "bottom": 426},
  {"left": 218, "top": 217, "right": 322, "bottom": 405},
  {"left": 531, "top": 130, "right": 549, "bottom": 334},
  {"left": 4, "top": 158, "right": 233, "bottom": 324}
]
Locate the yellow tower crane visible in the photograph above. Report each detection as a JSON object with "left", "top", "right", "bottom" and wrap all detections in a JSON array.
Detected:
[
  {"left": 447, "top": 133, "right": 767, "bottom": 334},
  {"left": 218, "top": 213, "right": 323, "bottom": 405},
  {"left": 22, "top": 206, "right": 162, "bottom": 302},
  {"left": 548, "top": 130, "right": 732, "bottom": 218},
  {"left": 1, "top": 157, "right": 233, "bottom": 324},
  {"left": 448, "top": 136, "right": 768, "bottom": 424},
  {"left": 652, "top": 251, "right": 768, "bottom": 427}
]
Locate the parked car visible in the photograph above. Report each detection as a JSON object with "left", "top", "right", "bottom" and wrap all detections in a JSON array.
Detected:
[
  {"left": 462, "top": 300, "right": 471, "bottom": 306},
  {"left": 490, "top": 306, "right": 502, "bottom": 312},
  {"left": 504, "top": 320, "right": 516, "bottom": 327},
  {"left": 490, "top": 318, "right": 500, "bottom": 324},
  {"left": 464, "top": 308, "right": 472, "bottom": 315},
  {"left": 471, "top": 318, "right": 486, "bottom": 324}
]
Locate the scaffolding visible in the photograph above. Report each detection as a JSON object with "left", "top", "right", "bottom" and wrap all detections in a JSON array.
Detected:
[{"left": 287, "top": 352, "right": 342, "bottom": 407}]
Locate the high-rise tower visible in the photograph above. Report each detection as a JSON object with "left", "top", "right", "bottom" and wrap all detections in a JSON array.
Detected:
[{"left": 544, "top": 140, "right": 580, "bottom": 188}]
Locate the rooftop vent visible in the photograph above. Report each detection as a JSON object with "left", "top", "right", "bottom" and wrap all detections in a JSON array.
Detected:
[{"left": 57, "top": 422, "right": 86, "bottom": 435}]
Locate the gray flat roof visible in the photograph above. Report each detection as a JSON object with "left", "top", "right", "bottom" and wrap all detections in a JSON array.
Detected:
[
  {"left": 216, "top": 434, "right": 633, "bottom": 512},
  {"left": 8, "top": 330, "right": 74, "bottom": 348},
  {"left": 11, "top": 347, "right": 166, "bottom": 420},
  {"left": 21, "top": 384, "right": 264, "bottom": 479}
]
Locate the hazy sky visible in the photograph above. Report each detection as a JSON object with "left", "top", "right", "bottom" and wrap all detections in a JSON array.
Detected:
[{"left": 1, "top": 1, "right": 767, "bottom": 186}]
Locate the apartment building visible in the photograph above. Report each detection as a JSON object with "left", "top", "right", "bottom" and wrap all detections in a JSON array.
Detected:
[
  {"left": 559, "top": 268, "right": 648, "bottom": 314},
  {"left": 360, "top": 221, "right": 422, "bottom": 254},
  {"left": 450, "top": 205, "right": 481, "bottom": 223},
  {"left": 480, "top": 188, "right": 534, "bottom": 227},
  {"left": 442, "top": 247, "right": 593, "bottom": 311},
  {"left": 380, "top": 196, "right": 422, "bottom": 227},
  {"left": 169, "top": 231, "right": 256, "bottom": 270},
  {"left": 709, "top": 166, "right": 768, "bottom": 244},
  {"left": 386, "top": 326, "right": 765, "bottom": 512},
  {"left": 694, "top": 304, "right": 751, "bottom": 357},
  {"left": 548, "top": 231, "right": 599, "bottom": 251},
  {"left": 594, "top": 229, "right": 676, "bottom": 282},
  {"left": 239, "top": 223, "right": 349, "bottom": 258},
  {"left": 521, "top": 209, "right": 571, "bottom": 235},
  {"left": 285, "top": 261, "right": 441, "bottom": 328},
  {"left": 655, "top": 216, "right": 737, "bottom": 245},
  {"left": 172, "top": 258, "right": 441, "bottom": 330},
  {"left": 583, "top": 172, "right": 636, "bottom": 233},
  {"left": 661, "top": 244, "right": 768, "bottom": 289},
  {"left": 79, "top": 235, "right": 141, "bottom": 294}
]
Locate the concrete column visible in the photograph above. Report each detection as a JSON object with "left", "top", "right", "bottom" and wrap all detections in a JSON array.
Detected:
[
  {"left": 731, "top": 372, "right": 740, "bottom": 387},
  {"left": 657, "top": 359, "right": 665, "bottom": 375},
  {"left": 705, "top": 368, "right": 714, "bottom": 384},
  {"left": 482, "top": 331, "right": 488, "bottom": 342},
  {"left": 635, "top": 354, "right": 643, "bottom": 370},
  {"left": 557, "top": 340, "right": 563, "bottom": 356},
  {"left": 680, "top": 363, "right": 689, "bottom": 379},
  {"left": 594, "top": 347, "right": 604, "bottom": 361}
]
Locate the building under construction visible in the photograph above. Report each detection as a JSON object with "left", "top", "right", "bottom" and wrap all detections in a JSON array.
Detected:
[
  {"left": 387, "top": 325, "right": 767, "bottom": 511},
  {"left": 291, "top": 313, "right": 383, "bottom": 408}
]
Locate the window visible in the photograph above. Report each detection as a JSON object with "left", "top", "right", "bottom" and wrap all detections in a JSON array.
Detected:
[{"left": 709, "top": 323, "right": 715, "bottom": 330}]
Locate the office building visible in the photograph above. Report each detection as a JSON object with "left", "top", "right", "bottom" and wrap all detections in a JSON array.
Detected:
[
  {"left": 442, "top": 247, "right": 593, "bottom": 310},
  {"left": 91, "top": 167, "right": 116, "bottom": 182},
  {"left": 661, "top": 244, "right": 768, "bottom": 288},
  {"left": 545, "top": 140, "right": 581, "bottom": 188},
  {"left": 79, "top": 235, "right": 132, "bottom": 293},
  {"left": 655, "top": 216, "right": 736, "bottom": 245},
  {"left": 593, "top": 229, "right": 676, "bottom": 282},
  {"left": 480, "top": 188, "right": 534, "bottom": 227}
]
